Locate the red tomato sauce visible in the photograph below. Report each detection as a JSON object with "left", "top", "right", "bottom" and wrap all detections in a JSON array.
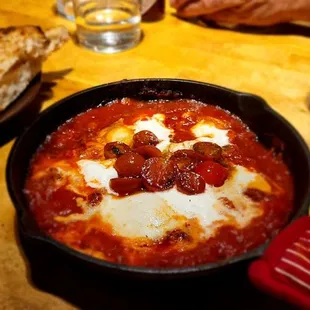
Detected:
[{"left": 24, "top": 99, "right": 294, "bottom": 267}]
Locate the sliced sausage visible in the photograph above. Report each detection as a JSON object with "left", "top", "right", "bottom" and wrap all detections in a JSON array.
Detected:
[
  {"left": 110, "top": 178, "right": 143, "bottom": 196},
  {"left": 104, "top": 142, "right": 131, "bottom": 159},
  {"left": 114, "top": 153, "right": 145, "bottom": 177},
  {"left": 133, "top": 130, "right": 159, "bottom": 148},
  {"left": 141, "top": 157, "right": 177, "bottom": 191},
  {"left": 176, "top": 172, "right": 206, "bottom": 195}
]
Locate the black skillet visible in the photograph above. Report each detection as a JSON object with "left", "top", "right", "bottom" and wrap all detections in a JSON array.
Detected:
[{"left": 6, "top": 79, "right": 310, "bottom": 279}]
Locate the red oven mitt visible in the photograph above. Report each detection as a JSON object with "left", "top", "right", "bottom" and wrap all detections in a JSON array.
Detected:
[{"left": 249, "top": 216, "right": 310, "bottom": 309}]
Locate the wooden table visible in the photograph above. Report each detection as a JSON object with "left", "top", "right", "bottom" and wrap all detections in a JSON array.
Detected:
[{"left": 0, "top": 1, "right": 310, "bottom": 309}]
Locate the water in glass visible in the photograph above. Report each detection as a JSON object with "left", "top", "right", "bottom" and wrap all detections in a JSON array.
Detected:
[{"left": 74, "top": 0, "right": 141, "bottom": 53}]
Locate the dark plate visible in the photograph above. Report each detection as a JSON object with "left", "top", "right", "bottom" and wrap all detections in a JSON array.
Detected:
[
  {"left": 0, "top": 73, "right": 42, "bottom": 145},
  {"left": 6, "top": 79, "right": 310, "bottom": 279}
]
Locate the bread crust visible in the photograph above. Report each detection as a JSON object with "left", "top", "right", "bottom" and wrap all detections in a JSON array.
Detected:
[{"left": 0, "top": 25, "right": 69, "bottom": 111}]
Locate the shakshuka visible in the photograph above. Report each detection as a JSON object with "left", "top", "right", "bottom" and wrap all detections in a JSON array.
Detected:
[{"left": 24, "top": 99, "right": 294, "bottom": 267}]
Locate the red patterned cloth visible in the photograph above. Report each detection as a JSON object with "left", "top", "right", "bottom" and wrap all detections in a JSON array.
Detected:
[{"left": 249, "top": 216, "right": 310, "bottom": 309}]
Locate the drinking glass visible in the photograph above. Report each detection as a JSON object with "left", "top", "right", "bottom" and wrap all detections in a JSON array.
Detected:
[
  {"left": 56, "top": 0, "right": 75, "bottom": 21},
  {"left": 73, "top": 0, "right": 141, "bottom": 53}
]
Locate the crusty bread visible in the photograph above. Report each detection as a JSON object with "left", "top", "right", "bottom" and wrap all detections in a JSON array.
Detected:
[{"left": 0, "top": 25, "right": 69, "bottom": 111}]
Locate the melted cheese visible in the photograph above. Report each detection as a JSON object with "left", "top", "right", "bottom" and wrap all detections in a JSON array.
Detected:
[
  {"left": 132, "top": 114, "right": 173, "bottom": 151},
  {"left": 131, "top": 114, "right": 230, "bottom": 152},
  {"left": 72, "top": 164, "right": 265, "bottom": 240},
  {"left": 167, "top": 137, "right": 227, "bottom": 153},
  {"left": 100, "top": 193, "right": 183, "bottom": 239},
  {"left": 77, "top": 159, "right": 117, "bottom": 194},
  {"left": 133, "top": 114, "right": 172, "bottom": 142},
  {"left": 191, "top": 121, "right": 230, "bottom": 147}
]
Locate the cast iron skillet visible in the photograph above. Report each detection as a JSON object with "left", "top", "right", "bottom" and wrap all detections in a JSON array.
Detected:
[{"left": 6, "top": 79, "right": 310, "bottom": 279}]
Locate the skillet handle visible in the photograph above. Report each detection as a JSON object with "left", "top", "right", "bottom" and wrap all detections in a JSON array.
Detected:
[{"left": 237, "top": 92, "right": 269, "bottom": 118}]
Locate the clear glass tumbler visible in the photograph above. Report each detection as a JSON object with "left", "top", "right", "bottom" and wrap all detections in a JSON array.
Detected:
[
  {"left": 73, "top": 0, "right": 141, "bottom": 53},
  {"left": 56, "top": 0, "right": 75, "bottom": 21}
]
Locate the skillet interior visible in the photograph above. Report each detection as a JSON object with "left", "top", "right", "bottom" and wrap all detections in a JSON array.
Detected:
[{"left": 6, "top": 79, "right": 310, "bottom": 278}]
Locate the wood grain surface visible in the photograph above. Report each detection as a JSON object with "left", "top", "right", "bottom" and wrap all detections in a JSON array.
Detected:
[{"left": 0, "top": 1, "right": 309, "bottom": 309}]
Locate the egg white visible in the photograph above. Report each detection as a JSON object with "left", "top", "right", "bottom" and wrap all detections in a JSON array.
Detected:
[
  {"left": 131, "top": 114, "right": 230, "bottom": 152},
  {"left": 132, "top": 114, "right": 173, "bottom": 151},
  {"left": 77, "top": 159, "right": 118, "bottom": 194}
]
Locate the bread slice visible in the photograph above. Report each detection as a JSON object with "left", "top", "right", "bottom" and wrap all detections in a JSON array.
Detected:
[{"left": 0, "top": 25, "right": 69, "bottom": 111}]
